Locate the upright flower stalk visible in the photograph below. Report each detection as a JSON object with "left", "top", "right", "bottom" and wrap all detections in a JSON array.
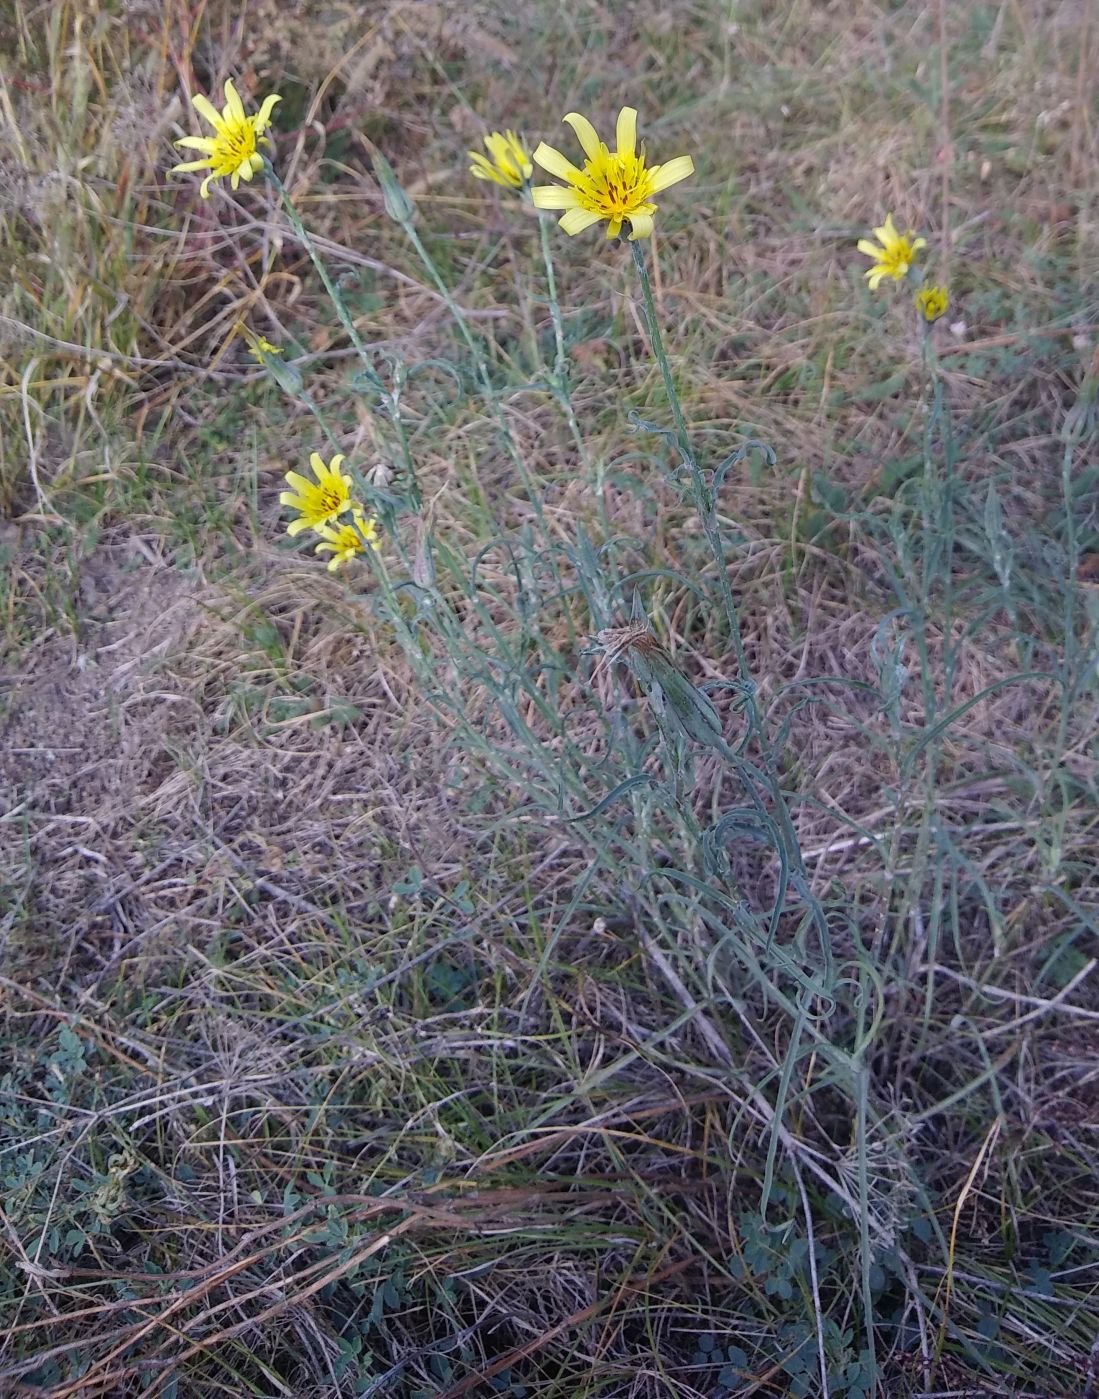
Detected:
[
  {"left": 374, "top": 149, "right": 551, "bottom": 527},
  {"left": 629, "top": 240, "right": 748, "bottom": 680},
  {"left": 162, "top": 81, "right": 911, "bottom": 1389},
  {"left": 627, "top": 232, "right": 830, "bottom": 1025},
  {"left": 856, "top": 214, "right": 955, "bottom": 700},
  {"left": 535, "top": 201, "right": 606, "bottom": 511},
  {"left": 174, "top": 90, "right": 419, "bottom": 529},
  {"left": 264, "top": 169, "right": 382, "bottom": 392},
  {"left": 264, "top": 168, "right": 419, "bottom": 514}
]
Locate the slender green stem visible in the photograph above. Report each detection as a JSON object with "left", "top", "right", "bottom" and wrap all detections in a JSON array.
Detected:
[
  {"left": 630, "top": 240, "right": 748, "bottom": 678},
  {"left": 920, "top": 334, "right": 957, "bottom": 708},
  {"left": 854, "top": 1054, "right": 880, "bottom": 1386},
  {"left": 536, "top": 208, "right": 608, "bottom": 518},
  {"left": 630, "top": 241, "right": 695, "bottom": 465},
  {"left": 537, "top": 208, "right": 568, "bottom": 387},
  {"left": 266, "top": 167, "right": 382, "bottom": 390},
  {"left": 1047, "top": 374, "right": 1092, "bottom": 866},
  {"left": 401, "top": 222, "right": 485, "bottom": 369},
  {"left": 266, "top": 165, "right": 418, "bottom": 508},
  {"left": 630, "top": 237, "right": 834, "bottom": 990},
  {"left": 396, "top": 213, "right": 550, "bottom": 529},
  {"left": 299, "top": 392, "right": 341, "bottom": 454}
]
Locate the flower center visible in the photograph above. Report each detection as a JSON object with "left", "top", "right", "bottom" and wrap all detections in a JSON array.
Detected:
[
  {"left": 581, "top": 151, "right": 653, "bottom": 216},
  {"left": 215, "top": 121, "right": 256, "bottom": 171},
  {"left": 319, "top": 487, "right": 344, "bottom": 514}
]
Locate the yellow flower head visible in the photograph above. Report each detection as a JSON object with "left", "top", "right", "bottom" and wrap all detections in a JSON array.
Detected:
[
  {"left": 314, "top": 512, "right": 381, "bottom": 570},
  {"left": 280, "top": 453, "right": 355, "bottom": 536},
  {"left": 857, "top": 214, "right": 927, "bottom": 290},
  {"left": 171, "top": 80, "right": 282, "bottom": 199},
  {"left": 914, "top": 284, "right": 949, "bottom": 323},
  {"left": 469, "top": 130, "right": 533, "bottom": 189},
  {"left": 531, "top": 107, "right": 694, "bottom": 241},
  {"left": 248, "top": 335, "right": 282, "bottom": 360}
]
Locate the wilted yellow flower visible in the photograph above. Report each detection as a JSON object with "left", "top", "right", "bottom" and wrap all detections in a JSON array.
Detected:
[
  {"left": 914, "top": 284, "right": 949, "bottom": 323},
  {"left": 314, "top": 512, "right": 380, "bottom": 570},
  {"left": 280, "top": 453, "right": 355, "bottom": 536},
  {"left": 469, "top": 130, "right": 533, "bottom": 189},
  {"left": 172, "top": 80, "right": 282, "bottom": 199},
  {"left": 857, "top": 214, "right": 926, "bottom": 289},
  {"left": 244, "top": 332, "right": 281, "bottom": 363},
  {"left": 531, "top": 107, "right": 694, "bottom": 241}
]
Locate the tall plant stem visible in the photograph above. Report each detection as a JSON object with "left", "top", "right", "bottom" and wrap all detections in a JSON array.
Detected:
[
  {"left": 396, "top": 216, "right": 550, "bottom": 528},
  {"left": 267, "top": 168, "right": 383, "bottom": 390},
  {"left": 630, "top": 237, "right": 833, "bottom": 1016},
  {"left": 630, "top": 240, "right": 747, "bottom": 680},
  {"left": 538, "top": 209, "right": 568, "bottom": 388},
  {"left": 266, "top": 166, "right": 418, "bottom": 504},
  {"left": 537, "top": 209, "right": 608, "bottom": 521}
]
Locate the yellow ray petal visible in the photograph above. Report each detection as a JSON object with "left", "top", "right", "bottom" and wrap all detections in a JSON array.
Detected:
[
  {"left": 175, "top": 135, "right": 217, "bottom": 152},
  {"left": 559, "top": 207, "right": 603, "bottom": 235},
  {"left": 615, "top": 107, "right": 637, "bottom": 158},
  {"left": 875, "top": 214, "right": 898, "bottom": 244},
  {"left": 503, "top": 130, "right": 532, "bottom": 176},
  {"left": 171, "top": 158, "right": 214, "bottom": 173},
  {"left": 254, "top": 93, "right": 282, "bottom": 132},
  {"left": 533, "top": 141, "right": 584, "bottom": 185},
  {"left": 562, "top": 112, "right": 603, "bottom": 161},
  {"left": 191, "top": 93, "right": 226, "bottom": 132},
  {"left": 648, "top": 154, "right": 694, "bottom": 193},
  {"left": 470, "top": 152, "right": 510, "bottom": 184},
  {"left": 223, "top": 79, "right": 246, "bottom": 125},
  {"left": 530, "top": 185, "right": 582, "bottom": 210},
  {"left": 626, "top": 209, "right": 654, "bottom": 240}
]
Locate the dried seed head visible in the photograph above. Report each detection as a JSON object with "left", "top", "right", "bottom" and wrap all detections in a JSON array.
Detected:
[
  {"left": 593, "top": 619, "right": 727, "bottom": 750},
  {"left": 595, "top": 621, "right": 666, "bottom": 666}
]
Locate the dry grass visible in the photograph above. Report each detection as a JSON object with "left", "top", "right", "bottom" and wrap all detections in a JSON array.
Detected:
[{"left": 3, "top": 0, "right": 1099, "bottom": 1395}]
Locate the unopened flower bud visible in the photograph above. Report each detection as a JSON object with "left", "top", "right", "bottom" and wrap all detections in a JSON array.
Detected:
[{"left": 373, "top": 152, "right": 415, "bottom": 224}]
